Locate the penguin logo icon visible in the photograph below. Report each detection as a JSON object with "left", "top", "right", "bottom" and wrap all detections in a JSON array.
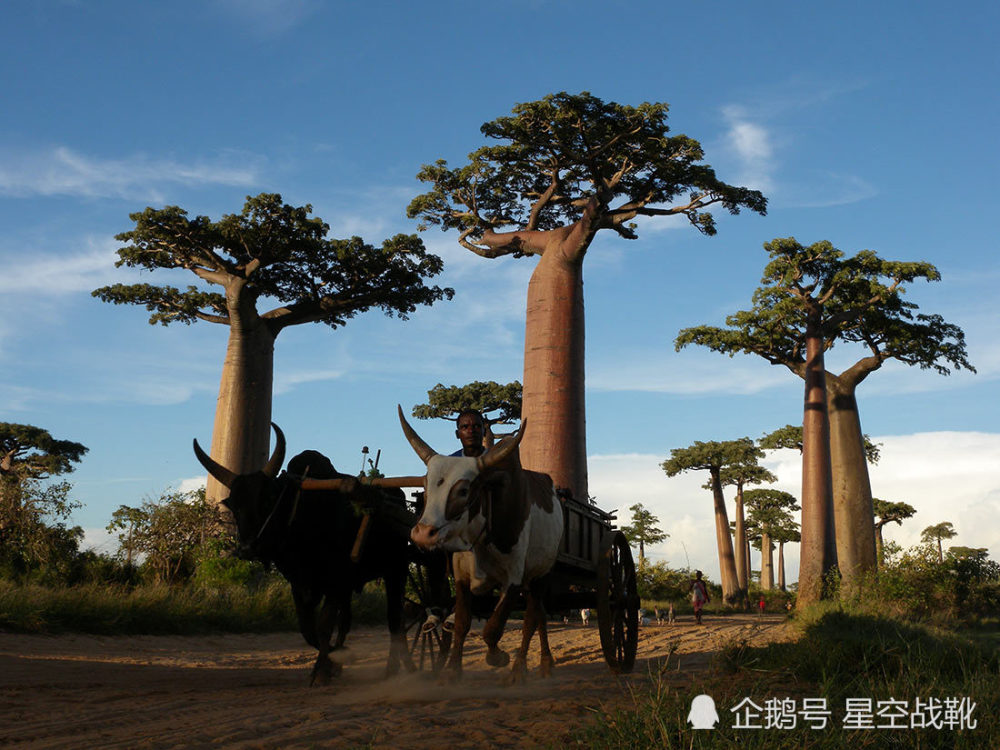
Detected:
[{"left": 688, "top": 694, "right": 719, "bottom": 729}]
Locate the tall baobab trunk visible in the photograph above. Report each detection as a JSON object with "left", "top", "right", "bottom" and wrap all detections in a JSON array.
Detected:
[
  {"left": 761, "top": 532, "right": 774, "bottom": 589},
  {"left": 778, "top": 541, "right": 786, "bottom": 591},
  {"left": 875, "top": 523, "right": 886, "bottom": 567},
  {"left": 734, "top": 490, "right": 748, "bottom": 592},
  {"left": 206, "top": 296, "right": 277, "bottom": 511},
  {"left": 827, "top": 373, "right": 877, "bottom": 589},
  {"left": 520, "top": 242, "right": 588, "bottom": 500},
  {"left": 798, "top": 319, "right": 838, "bottom": 607},
  {"left": 709, "top": 468, "right": 742, "bottom": 603}
]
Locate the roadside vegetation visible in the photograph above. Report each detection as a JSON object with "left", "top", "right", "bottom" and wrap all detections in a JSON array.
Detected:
[
  {"left": 576, "top": 541, "right": 1000, "bottom": 750},
  {"left": 0, "top": 474, "right": 388, "bottom": 635}
]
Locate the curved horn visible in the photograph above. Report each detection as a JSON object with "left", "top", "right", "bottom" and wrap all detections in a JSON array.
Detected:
[
  {"left": 193, "top": 438, "right": 237, "bottom": 489},
  {"left": 397, "top": 404, "right": 437, "bottom": 465},
  {"left": 477, "top": 418, "right": 527, "bottom": 472},
  {"left": 261, "top": 423, "right": 286, "bottom": 479}
]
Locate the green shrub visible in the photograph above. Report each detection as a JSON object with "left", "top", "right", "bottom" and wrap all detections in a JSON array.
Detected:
[{"left": 573, "top": 609, "right": 998, "bottom": 749}]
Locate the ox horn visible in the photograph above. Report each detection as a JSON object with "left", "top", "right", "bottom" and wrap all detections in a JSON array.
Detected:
[
  {"left": 477, "top": 418, "right": 527, "bottom": 472},
  {"left": 192, "top": 422, "right": 285, "bottom": 487},
  {"left": 397, "top": 404, "right": 437, "bottom": 465},
  {"left": 262, "top": 423, "right": 286, "bottom": 479},
  {"left": 193, "top": 438, "right": 237, "bottom": 489}
]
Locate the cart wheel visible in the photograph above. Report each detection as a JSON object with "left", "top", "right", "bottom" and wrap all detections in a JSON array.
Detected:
[
  {"left": 404, "top": 602, "right": 452, "bottom": 673},
  {"left": 404, "top": 552, "right": 453, "bottom": 673},
  {"left": 596, "top": 530, "right": 639, "bottom": 674}
]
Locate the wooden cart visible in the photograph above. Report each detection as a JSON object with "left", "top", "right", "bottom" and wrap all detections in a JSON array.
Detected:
[
  {"left": 548, "top": 491, "right": 640, "bottom": 674},
  {"left": 393, "top": 488, "right": 640, "bottom": 675}
]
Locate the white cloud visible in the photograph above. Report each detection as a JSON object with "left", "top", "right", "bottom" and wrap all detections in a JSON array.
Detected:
[
  {"left": 177, "top": 476, "right": 208, "bottom": 494},
  {"left": 588, "top": 431, "right": 1000, "bottom": 587},
  {"left": 0, "top": 146, "right": 260, "bottom": 200},
  {"left": 274, "top": 368, "right": 347, "bottom": 394},
  {"left": 589, "top": 350, "right": 789, "bottom": 395},
  {"left": 721, "top": 105, "right": 776, "bottom": 193},
  {"left": 0, "top": 237, "right": 122, "bottom": 295},
  {"left": 210, "top": 0, "right": 319, "bottom": 34}
]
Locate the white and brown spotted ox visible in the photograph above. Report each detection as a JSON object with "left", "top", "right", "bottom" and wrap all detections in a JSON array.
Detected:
[{"left": 398, "top": 406, "right": 563, "bottom": 683}]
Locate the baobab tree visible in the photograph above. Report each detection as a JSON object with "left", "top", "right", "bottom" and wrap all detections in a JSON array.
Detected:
[
  {"left": 408, "top": 92, "right": 766, "bottom": 499},
  {"left": 0, "top": 423, "right": 88, "bottom": 482},
  {"left": 716, "top": 457, "right": 776, "bottom": 592},
  {"left": 872, "top": 498, "right": 916, "bottom": 566},
  {"left": 94, "top": 193, "right": 453, "bottom": 507},
  {"left": 412, "top": 380, "right": 521, "bottom": 448},
  {"left": 921, "top": 521, "right": 958, "bottom": 563},
  {"left": 744, "top": 488, "right": 799, "bottom": 590},
  {"left": 769, "top": 518, "right": 801, "bottom": 591},
  {"left": 1, "top": 423, "right": 87, "bottom": 546},
  {"left": 620, "top": 502, "right": 668, "bottom": 565},
  {"left": 662, "top": 439, "right": 760, "bottom": 603},
  {"left": 676, "top": 238, "right": 971, "bottom": 603}
]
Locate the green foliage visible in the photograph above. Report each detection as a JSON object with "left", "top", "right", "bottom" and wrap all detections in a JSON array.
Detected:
[
  {"left": 744, "top": 488, "right": 800, "bottom": 548},
  {"left": 760, "top": 424, "right": 881, "bottom": 464},
  {"left": 662, "top": 438, "right": 761, "bottom": 477},
  {"left": 408, "top": 92, "right": 766, "bottom": 252},
  {"left": 635, "top": 560, "right": 691, "bottom": 602},
  {"left": 92, "top": 193, "right": 453, "bottom": 330},
  {"left": 573, "top": 610, "right": 998, "bottom": 749},
  {"left": 0, "top": 476, "right": 83, "bottom": 582},
  {"left": 107, "top": 488, "right": 223, "bottom": 584},
  {"left": 921, "top": 521, "right": 958, "bottom": 546},
  {"left": 873, "top": 497, "right": 917, "bottom": 528},
  {"left": 0, "top": 423, "right": 88, "bottom": 479},
  {"left": 412, "top": 380, "right": 522, "bottom": 428},
  {"left": 676, "top": 238, "right": 975, "bottom": 381},
  {"left": 621, "top": 503, "right": 668, "bottom": 562},
  {"left": 0, "top": 579, "right": 298, "bottom": 634}
]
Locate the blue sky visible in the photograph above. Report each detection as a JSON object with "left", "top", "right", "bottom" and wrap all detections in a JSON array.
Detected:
[{"left": 2, "top": 0, "right": 998, "bottom": 582}]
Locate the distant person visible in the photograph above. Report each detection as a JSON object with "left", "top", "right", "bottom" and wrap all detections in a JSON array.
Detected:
[
  {"left": 758, "top": 595, "right": 766, "bottom": 616},
  {"left": 581, "top": 608, "right": 591, "bottom": 626},
  {"left": 690, "top": 570, "right": 709, "bottom": 625},
  {"left": 451, "top": 409, "right": 486, "bottom": 457},
  {"left": 654, "top": 607, "right": 663, "bottom": 625},
  {"left": 668, "top": 602, "right": 676, "bottom": 625}
]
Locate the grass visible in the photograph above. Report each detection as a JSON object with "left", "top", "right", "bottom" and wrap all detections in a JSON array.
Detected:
[
  {"left": 0, "top": 580, "right": 390, "bottom": 635},
  {"left": 569, "top": 608, "right": 1000, "bottom": 749}
]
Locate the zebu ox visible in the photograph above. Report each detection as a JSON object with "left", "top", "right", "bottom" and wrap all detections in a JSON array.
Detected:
[
  {"left": 398, "top": 406, "right": 564, "bottom": 682},
  {"left": 193, "top": 424, "right": 415, "bottom": 685}
]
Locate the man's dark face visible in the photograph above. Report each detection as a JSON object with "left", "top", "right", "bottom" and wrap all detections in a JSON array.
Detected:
[{"left": 455, "top": 413, "right": 484, "bottom": 453}]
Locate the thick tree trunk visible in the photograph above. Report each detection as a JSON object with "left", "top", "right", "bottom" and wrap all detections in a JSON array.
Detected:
[
  {"left": 710, "top": 469, "right": 742, "bottom": 603},
  {"left": 827, "top": 375, "right": 877, "bottom": 589},
  {"left": 205, "top": 310, "right": 277, "bottom": 510},
  {"left": 519, "top": 245, "right": 588, "bottom": 500},
  {"left": 778, "top": 542, "right": 786, "bottom": 591},
  {"left": 761, "top": 532, "right": 774, "bottom": 589},
  {"left": 734, "top": 489, "right": 748, "bottom": 592},
  {"left": 798, "top": 323, "right": 838, "bottom": 607}
]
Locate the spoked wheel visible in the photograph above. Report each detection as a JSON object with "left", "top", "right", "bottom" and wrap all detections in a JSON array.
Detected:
[
  {"left": 404, "top": 552, "right": 453, "bottom": 673},
  {"left": 596, "top": 530, "right": 639, "bottom": 674}
]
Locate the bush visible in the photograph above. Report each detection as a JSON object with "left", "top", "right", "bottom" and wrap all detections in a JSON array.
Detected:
[{"left": 573, "top": 609, "right": 998, "bottom": 749}]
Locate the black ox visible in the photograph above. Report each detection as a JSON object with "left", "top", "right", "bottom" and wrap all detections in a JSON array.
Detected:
[{"left": 194, "top": 424, "right": 415, "bottom": 685}]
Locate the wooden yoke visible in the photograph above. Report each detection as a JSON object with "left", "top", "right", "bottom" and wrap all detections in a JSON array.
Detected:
[{"left": 299, "top": 476, "right": 426, "bottom": 492}]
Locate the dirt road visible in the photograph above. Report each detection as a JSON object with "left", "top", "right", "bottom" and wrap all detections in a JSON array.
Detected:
[{"left": 1, "top": 614, "right": 792, "bottom": 749}]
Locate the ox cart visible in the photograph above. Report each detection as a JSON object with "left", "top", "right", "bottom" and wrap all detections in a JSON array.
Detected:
[
  {"left": 336, "top": 480, "right": 640, "bottom": 676},
  {"left": 548, "top": 491, "right": 640, "bottom": 674}
]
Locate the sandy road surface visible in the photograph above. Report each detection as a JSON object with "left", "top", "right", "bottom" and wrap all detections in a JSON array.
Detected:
[{"left": 1, "top": 614, "right": 793, "bottom": 749}]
